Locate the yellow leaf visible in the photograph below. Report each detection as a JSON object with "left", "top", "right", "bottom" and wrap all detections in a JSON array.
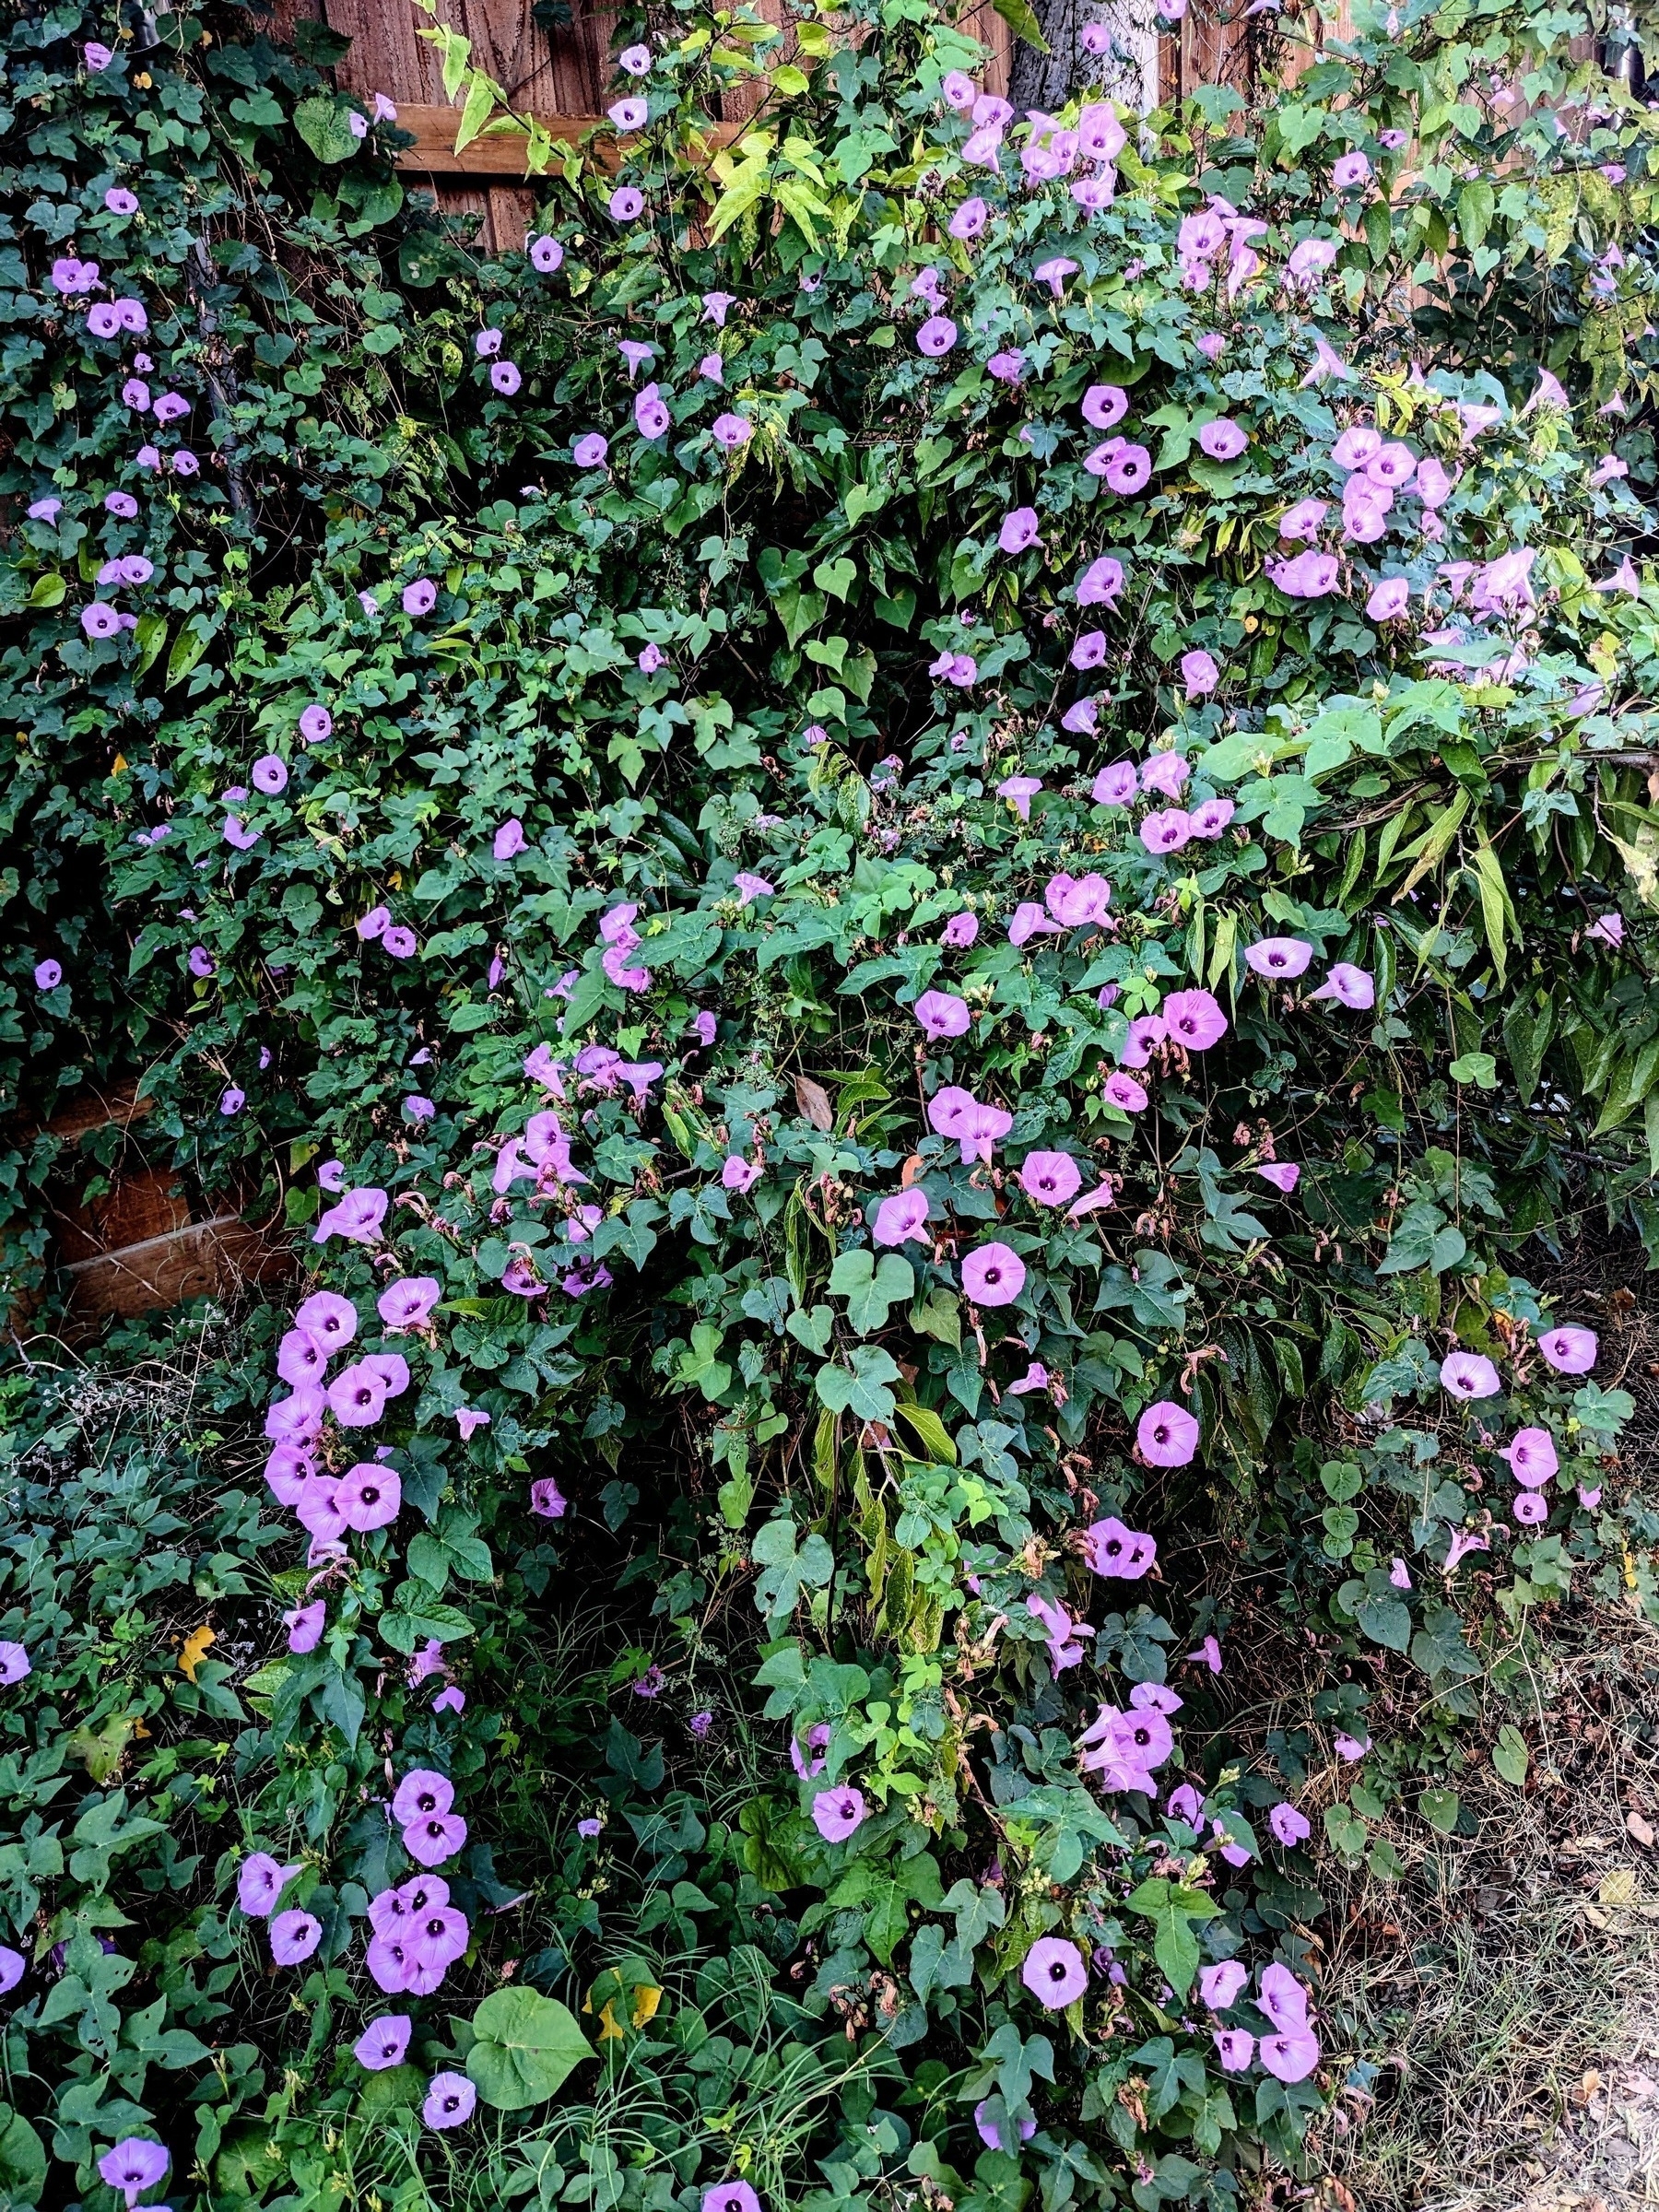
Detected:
[
  {"left": 1608, "top": 821, "right": 1659, "bottom": 910},
  {"left": 112, "top": 753, "right": 127, "bottom": 774},
  {"left": 179, "top": 1623, "right": 216, "bottom": 1682},
  {"left": 595, "top": 1998, "right": 626, "bottom": 2039},
  {"left": 630, "top": 1983, "right": 663, "bottom": 2029}
]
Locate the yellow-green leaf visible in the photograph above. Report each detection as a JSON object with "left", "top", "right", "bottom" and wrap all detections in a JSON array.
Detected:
[{"left": 453, "top": 71, "right": 502, "bottom": 157}]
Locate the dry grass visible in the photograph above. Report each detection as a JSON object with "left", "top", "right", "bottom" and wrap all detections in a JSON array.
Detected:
[{"left": 1306, "top": 1614, "right": 1659, "bottom": 2211}]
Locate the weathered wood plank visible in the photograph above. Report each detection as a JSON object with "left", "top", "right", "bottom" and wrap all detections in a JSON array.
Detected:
[
  {"left": 388, "top": 100, "right": 602, "bottom": 171},
  {"left": 62, "top": 1216, "right": 293, "bottom": 1329}
]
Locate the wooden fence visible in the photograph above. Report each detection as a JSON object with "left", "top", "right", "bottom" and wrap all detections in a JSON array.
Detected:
[
  {"left": 272, "top": 0, "right": 1266, "bottom": 249},
  {"left": 41, "top": 0, "right": 1264, "bottom": 1329}
]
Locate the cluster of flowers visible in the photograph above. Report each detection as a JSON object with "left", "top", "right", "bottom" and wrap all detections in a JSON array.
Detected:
[
  {"left": 235, "top": 1820, "right": 461, "bottom": 1968},
  {"left": 1435, "top": 1325, "right": 1603, "bottom": 1539},
  {"left": 103, "top": 10, "right": 1633, "bottom": 2154}
]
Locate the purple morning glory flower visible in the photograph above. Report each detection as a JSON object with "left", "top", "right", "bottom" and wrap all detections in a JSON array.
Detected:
[
  {"left": 237, "top": 1852, "right": 300, "bottom": 1917},
  {"left": 355, "top": 2015, "right": 412, "bottom": 2071},
  {"left": 98, "top": 2139, "right": 169, "bottom": 2206},
  {"left": 1018, "top": 1152, "right": 1081, "bottom": 1206},
  {"left": 1440, "top": 1350, "right": 1501, "bottom": 1399},
  {"left": 1138, "top": 1401, "right": 1199, "bottom": 1465},
  {"left": 270, "top": 1909, "right": 323, "bottom": 1966},
  {"left": 914, "top": 989, "right": 971, "bottom": 1041},
  {"left": 1021, "top": 1936, "right": 1088, "bottom": 2008},
  {"left": 870, "top": 1188, "right": 930, "bottom": 1246},
  {"left": 424, "top": 2072, "right": 477, "bottom": 2130},
  {"left": 529, "top": 234, "right": 564, "bottom": 274},
  {"left": 33, "top": 959, "right": 62, "bottom": 992},
  {"left": 810, "top": 1785, "right": 868, "bottom": 1841},
  {"left": 1536, "top": 1324, "right": 1596, "bottom": 1373},
  {"left": 961, "top": 1241, "right": 1025, "bottom": 1307},
  {"left": 1308, "top": 961, "right": 1375, "bottom": 1009},
  {"left": 1199, "top": 418, "right": 1247, "bottom": 461},
  {"left": 402, "top": 579, "right": 436, "bottom": 618}
]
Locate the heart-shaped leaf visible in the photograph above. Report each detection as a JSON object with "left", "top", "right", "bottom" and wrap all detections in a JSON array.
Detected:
[{"left": 465, "top": 1988, "right": 593, "bottom": 2111}]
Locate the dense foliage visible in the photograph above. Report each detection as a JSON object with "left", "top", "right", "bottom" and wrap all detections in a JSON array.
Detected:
[{"left": 5, "top": 0, "right": 1659, "bottom": 2207}]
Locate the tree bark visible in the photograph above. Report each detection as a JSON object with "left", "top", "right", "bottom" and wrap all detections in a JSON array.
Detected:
[{"left": 1008, "top": 0, "right": 1161, "bottom": 116}]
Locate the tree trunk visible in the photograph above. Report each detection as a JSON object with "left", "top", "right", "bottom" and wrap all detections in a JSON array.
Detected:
[{"left": 1008, "top": 0, "right": 1161, "bottom": 116}]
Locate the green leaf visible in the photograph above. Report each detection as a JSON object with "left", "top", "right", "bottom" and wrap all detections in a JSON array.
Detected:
[
  {"left": 1355, "top": 1595, "right": 1412, "bottom": 1653},
  {"left": 134, "top": 610, "right": 168, "bottom": 677},
  {"left": 891, "top": 1403, "right": 957, "bottom": 1464},
  {"left": 452, "top": 71, "right": 502, "bottom": 156},
  {"left": 466, "top": 1988, "right": 594, "bottom": 2111},
  {"left": 675, "top": 1323, "right": 733, "bottom": 1401},
  {"left": 1419, "top": 1786, "right": 1461, "bottom": 1834},
  {"left": 750, "top": 1518, "right": 836, "bottom": 1622},
  {"left": 1493, "top": 1724, "right": 1529, "bottom": 1786},
  {"left": 0, "top": 2106, "right": 47, "bottom": 2206},
  {"left": 1324, "top": 1802, "right": 1368, "bottom": 1859},
  {"left": 357, "top": 2064, "right": 425, "bottom": 2116},
  {"left": 813, "top": 557, "right": 857, "bottom": 601},
  {"left": 293, "top": 94, "right": 362, "bottom": 163},
  {"left": 909, "top": 1287, "right": 962, "bottom": 1350},
  {"left": 165, "top": 626, "right": 208, "bottom": 688},
  {"left": 829, "top": 1247, "right": 914, "bottom": 1334},
  {"left": 1457, "top": 178, "right": 1496, "bottom": 246},
  {"left": 1447, "top": 1052, "right": 1498, "bottom": 1088},
  {"left": 991, "top": 0, "right": 1050, "bottom": 49},
  {"left": 785, "top": 1303, "right": 834, "bottom": 1356},
  {"left": 27, "top": 572, "right": 65, "bottom": 608},
  {"left": 815, "top": 1346, "right": 900, "bottom": 1422}
]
